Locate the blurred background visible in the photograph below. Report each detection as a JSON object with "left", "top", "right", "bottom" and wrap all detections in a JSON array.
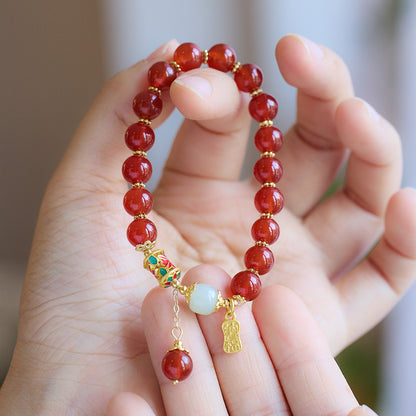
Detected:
[{"left": 0, "top": 0, "right": 415, "bottom": 414}]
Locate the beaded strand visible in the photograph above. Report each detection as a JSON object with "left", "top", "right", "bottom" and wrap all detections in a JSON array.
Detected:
[{"left": 122, "top": 42, "right": 284, "bottom": 383}]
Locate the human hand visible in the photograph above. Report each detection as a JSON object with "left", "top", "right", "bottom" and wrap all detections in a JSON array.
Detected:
[
  {"left": 0, "top": 35, "right": 415, "bottom": 415},
  {"left": 106, "top": 284, "right": 379, "bottom": 415}
]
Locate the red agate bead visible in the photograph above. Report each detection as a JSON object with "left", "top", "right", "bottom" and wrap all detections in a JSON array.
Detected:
[
  {"left": 174, "top": 42, "right": 203, "bottom": 71},
  {"left": 253, "top": 157, "right": 283, "bottom": 184},
  {"left": 123, "top": 188, "right": 153, "bottom": 216},
  {"left": 251, "top": 218, "right": 280, "bottom": 245},
  {"left": 122, "top": 155, "right": 152, "bottom": 184},
  {"left": 244, "top": 245, "right": 274, "bottom": 275},
  {"left": 254, "top": 126, "right": 283, "bottom": 153},
  {"left": 254, "top": 187, "right": 284, "bottom": 214},
  {"left": 249, "top": 93, "right": 278, "bottom": 122},
  {"left": 133, "top": 90, "right": 162, "bottom": 120},
  {"left": 127, "top": 218, "right": 157, "bottom": 246},
  {"left": 125, "top": 123, "right": 155, "bottom": 152},
  {"left": 231, "top": 270, "right": 262, "bottom": 301},
  {"left": 207, "top": 43, "right": 236, "bottom": 72},
  {"left": 234, "top": 63, "right": 263, "bottom": 93},
  {"left": 162, "top": 349, "right": 193, "bottom": 382},
  {"left": 148, "top": 61, "right": 177, "bottom": 90}
]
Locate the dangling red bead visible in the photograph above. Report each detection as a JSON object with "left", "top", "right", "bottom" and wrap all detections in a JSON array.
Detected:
[
  {"left": 125, "top": 123, "right": 155, "bottom": 152},
  {"left": 234, "top": 63, "right": 263, "bottom": 93},
  {"left": 231, "top": 270, "right": 262, "bottom": 301},
  {"left": 254, "top": 126, "right": 283, "bottom": 153},
  {"left": 207, "top": 43, "right": 236, "bottom": 72},
  {"left": 253, "top": 157, "right": 283, "bottom": 184},
  {"left": 122, "top": 155, "right": 152, "bottom": 184},
  {"left": 123, "top": 188, "right": 153, "bottom": 216},
  {"left": 174, "top": 42, "right": 203, "bottom": 71},
  {"left": 162, "top": 349, "right": 193, "bottom": 383},
  {"left": 133, "top": 90, "right": 163, "bottom": 120},
  {"left": 249, "top": 93, "right": 278, "bottom": 122},
  {"left": 148, "top": 61, "right": 178, "bottom": 90},
  {"left": 254, "top": 187, "right": 284, "bottom": 214},
  {"left": 127, "top": 218, "right": 157, "bottom": 246},
  {"left": 251, "top": 218, "right": 280, "bottom": 245},
  {"left": 244, "top": 245, "right": 274, "bottom": 275}
]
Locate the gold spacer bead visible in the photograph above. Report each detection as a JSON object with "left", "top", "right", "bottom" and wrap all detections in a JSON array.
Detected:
[
  {"left": 259, "top": 120, "right": 273, "bottom": 128},
  {"left": 260, "top": 213, "right": 274, "bottom": 219},
  {"left": 215, "top": 290, "right": 225, "bottom": 311},
  {"left": 260, "top": 151, "right": 276, "bottom": 158},
  {"left": 255, "top": 241, "right": 269, "bottom": 247},
  {"left": 231, "top": 61, "right": 241, "bottom": 74},
  {"left": 132, "top": 182, "right": 146, "bottom": 188},
  {"left": 133, "top": 150, "right": 147, "bottom": 157},
  {"left": 202, "top": 49, "right": 209, "bottom": 64},
  {"left": 261, "top": 182, "right": 277, "bottom": 188},
  {"left": 135, "top": 240, "right": 157, "bottom": 253},
  {"left": 138, "top": 118, "right": 152, "bottom": 126},
  {"left": 183, "top": 283, "right": 197, "bottom": 305},
  {"left": 246, "top": 268, "right": 260, "bottom": 277},
  {"left": 250, "top": 88, "right": 263, "bottom": 97},
  {"left": 148, "top": 86, "right": 161, "bottom": 96},
  {"left": 170, "top": 61, "right": 182, "bottom": 72},
  {"left": 134, "top": 214, "right": 147, "bottom": 220}
]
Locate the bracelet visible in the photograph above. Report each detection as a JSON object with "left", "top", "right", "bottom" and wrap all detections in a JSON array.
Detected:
[{"left": 122, "top": 42, "right": 284, "bottom": 383}]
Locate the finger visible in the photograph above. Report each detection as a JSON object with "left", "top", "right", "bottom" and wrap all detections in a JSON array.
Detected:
[
  {"left": 182, "top": 265, "right": 290, "bottom": 416},
  {"left": 348, "top": 405, "right": 379, "bottom": 416},
  {"left": 275, "top": 34, "right": 354, "bottom": 215},
  {"left": 253, "top": 285, "right": 359, "bottom": 416},
  {"left": 106, "top": 392, "right": 156, "bottom": 416},
  {"left": 305, "top": 97, "right": 402, "bottom": 277},
  {"left": 159, "top": 67, "right": 250, "bottom": 183},
  {"left": 51, "top": 40, "right": 179, "bottom": 191},
  {"left": 335, "top": 188, "right": 416, "bottom": 348},
  {"left": 142, "top": 286, "right": 228, "bottom": 416}
]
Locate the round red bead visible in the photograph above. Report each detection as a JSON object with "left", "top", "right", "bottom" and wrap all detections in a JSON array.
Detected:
[
  {"left": 244, "top": 245, "right": 274, "bottom": 275},
  {"left": 254, "top": 187, "right": 284, "bottom": 214},
  {"left": 234, "top": 63, "right": 263, "bottom": 93},
  {"left": 122, "top": 155, "right": 152, "bottom": 184},
  {"left": 126, "top": 218, "right": 157, "bottom": 246},
  {"left": 162, "top": 348, "right": 193, "bottom": 382},
  {"left": 148, "top": 61, "right": 177, "bottom": 90},
  {"left": 123, "top": 188, "right": 153, "bottom": 216},
  {"left": 231, "top": 270, "right": 262, "bottom": 301},
  {"left": 125, "top": 123, "right": 155, "bottom": 152},
  {"left": 207, "top": 43, "right": 236, "bottom": 72},
  {"left": 174, "top": 42, "right": 203, "bottom": 71},
  {"left": 251, "top": 218, "right": 280, "bottom": 245},
  {"left": 133, "top": 90, "right": 163, "bottom": 120},
  {"left": 254, "top": 126, "right": 283, "bottom": 153},
  {"left": 253, "top": 157, "right": 283, "bottom": 184},
  {"left": 249, "top": 93, "right": 278, "bottom": 122}
]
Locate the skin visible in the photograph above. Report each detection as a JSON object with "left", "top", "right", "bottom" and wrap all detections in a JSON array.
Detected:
[{"left": 0, "top": 34, "right": 415, "bottom": 415}]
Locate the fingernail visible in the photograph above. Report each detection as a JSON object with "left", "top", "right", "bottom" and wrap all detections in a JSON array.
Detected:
[
  {"left": 356, "top": 98, "right": 381, "bottom": 123},
  {"left": 146, "top": 39, "right": 177, "bottom": 62},
  {"left": 174, "top": 74, "right": 213, "bottom": 99},
  {"left": 361, "top": 405, "right": 379, "bottom": 415},
  {"left": 291, "top": 34, "right": 325, "bottom": 60}
]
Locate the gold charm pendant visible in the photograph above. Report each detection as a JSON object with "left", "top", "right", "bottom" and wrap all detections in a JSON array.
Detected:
[{"left": 222, "top": 302, "right": 242, "bottom": 353}]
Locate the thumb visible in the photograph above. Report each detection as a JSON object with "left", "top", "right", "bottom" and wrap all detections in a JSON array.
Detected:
[
  {"left": 106, "top": 392, "right": 157, "bottom": 416},
  {"left": 51, "top": 39, "right": 179, "bottom": 193}
]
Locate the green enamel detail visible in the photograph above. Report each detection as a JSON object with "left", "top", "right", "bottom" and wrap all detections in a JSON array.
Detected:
[
  {"left": 149, "top": 256, "right": 157, "bottom": 265},
  {"left": 159, "top": 268, "right": 167, "bottom": 276}
]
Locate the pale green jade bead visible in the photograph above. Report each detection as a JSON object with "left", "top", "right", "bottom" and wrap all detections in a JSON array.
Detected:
[{"left": 188, "top": 283, "right": 219, "bottom": 315}]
